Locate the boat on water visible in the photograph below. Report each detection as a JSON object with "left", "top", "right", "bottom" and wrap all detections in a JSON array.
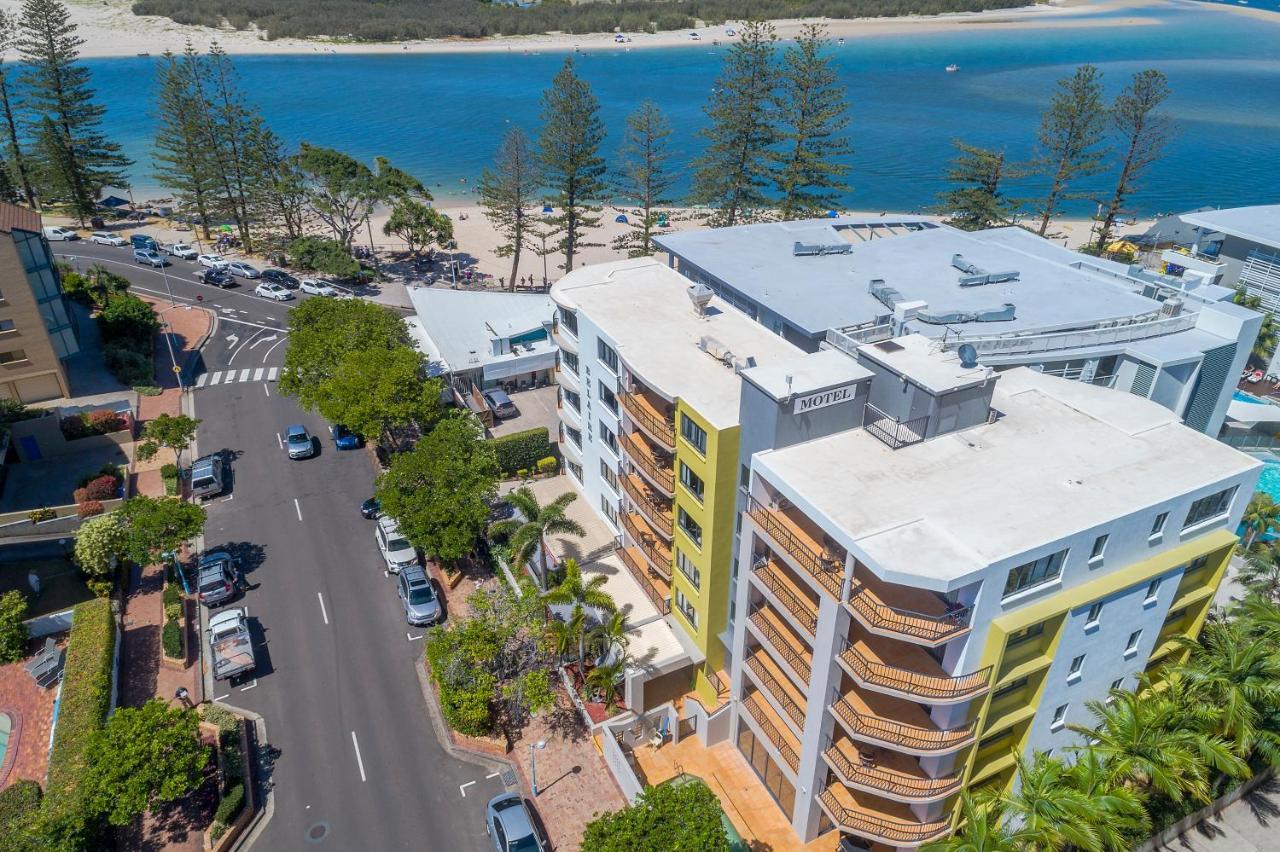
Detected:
[
  {"left": 837, "top": 37, "right": 845, "bottom": 45},
  {"left": 946, "top": 63, "right": 960, "bottom": 72}
]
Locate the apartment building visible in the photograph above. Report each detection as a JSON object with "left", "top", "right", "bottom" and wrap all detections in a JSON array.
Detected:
[
  {"left": 1175, "top": 204, "right": 1280, "bottom": 315},
  {"left": 728, "top": 333, "right": 1258, "bottom": 848},
  {"left": 0, "top": 203, "right": 78, "bottom": 402},
  {"left": 550, "top": 257, "right": 801, "bottom": 705},
  {"left": 654, "top": 216, "right": 1261, "bottom": 436}
]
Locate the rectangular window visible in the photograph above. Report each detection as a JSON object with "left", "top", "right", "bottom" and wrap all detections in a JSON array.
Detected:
[
  {"left": 598, "top": 420, "right": 618, "bottom": 455},
  {"left": 680, "top": 413, "right": 707, "bottom": 455},
  {"left": 675, "top": 588, "right": 698, "bottom": 629},
  {"left": 992, "top": 676, "right": 1028, "bottom": 701},
  {"left": 1068, "top": 654, "right": 1085, "bottom": 680},
  {"left": 1150, "top": 512, "right": 1168, "bottom": 538},
  {"left": 1164, "top": 606, "right": 1188, "bottom": 625},
  {"left": 1004, "top": 549, "right": 1067, "bottom": 597},
  {"left": 0, "top": 349, "right": 27, "bottom": 364},
  {"left": 562, "top": 350, "right": 579, "bottom": 374},
  {"left": 1050, "top": 704, "right": 1068, "bottom": 731},
  {"left": 597, "top": 338, "right": 618, "bottom": 374},
  {"left": 1124, "top": 629, "right": 1142, "bottom": 656},
  {"left": 1184, "top": 486, "right": 1237, "bottom": 529},
  {"left": 558, "top": 308, "right": 578, "bottom": 336},
  {"left": 1089, "top": 534, "right": 1108, "bottom": 564},
  {"left": 1109, "top": 677, "right": 1124, "bottom": 691},
  {"left": 1007, "top": 622, "right": 1045, "bottom": 648},
  {"left": 679, "top": 462, "right": 704, "bottom": 502},
  {"left": 740, "top": 464, "right": 750, "bottom": 489},
  {"left": 676, "top": 548, "right": 701, "bottom": 590},
  {"left": 1085, "top": 601, "right": 1103, "bottom": 627},
  {"left": 599, "top": 459, "right": 618, "bottom": 492},
  {"left": 566, "top": 426, "right": 582, "bottom": 448},
  {"left": 562, "top": 389, "right": 581, "bottom": 411},
  {"left": 600, "top": 495, "right": 618, "bottom": 527},
  {"left": 1144, "top": 578, "right": 1161, "bottom": 602},
  {"left": 1184, "top": 555, "right": 1211, "bottom": 576},
  {"left": 598, "top": 379, "right": 618, "bottom": 414},
  {"left": 678, "top": 507, "right": 702, "bottom": 547},
  {"left": 566, "top": 460, "right": 583, "bottom": 483},
  {"left": 1107, "top": 678, "right": 1124, "bottom": 703},
  {"left": 978, "top": 728, "right": 1014, "bottom": 750},
  {"left": 0, "top": 319, "right": 14, "bottom": 333}
]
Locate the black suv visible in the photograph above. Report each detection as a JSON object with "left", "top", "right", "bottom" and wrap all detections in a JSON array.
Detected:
[
  {"left": 261, "top": 269, "right": 300, "bottom": 289},
  {"left": 201, "top": 267, "right": 235, "bottom": 288}
]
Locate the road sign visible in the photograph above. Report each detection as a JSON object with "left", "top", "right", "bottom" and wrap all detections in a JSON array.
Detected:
[{"left": 172, "top": 365, "right": 182, "bottom": 374}]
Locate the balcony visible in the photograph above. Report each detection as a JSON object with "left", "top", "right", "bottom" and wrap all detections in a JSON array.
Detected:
[
  {"left": 750, "top": 555, "right": 818, "bottom": 638},
  {"left": 823, "top": 736, "right": 961, "bottom": 803},
  {"left": 747, "top": 605, "right": 812, "bottom": 686},
  {"left": 838, "top": 627, "right": 990, "bottom": 704},
  {"left": 742, "top": 691, "right": 800, "bottom": 774},
  {"left": 818, "top": 784, "right": 950, "bottom": 848},
  {"left": 621, "top": 388, "right": 676, "bottom": 451},
  {"left": 618, "top": 545, "right": 671, "bottom": 615},
  {"left": 846, "top": 569, "right": 970, "bottom": 647},
  {"left": 555, "top": 362, "right": 581, "bottom": 392},
  {"left": 746, "top": 496, "right": 843, "bottom": 600},
  {"left": 551, "top": 315, "right": 578, "bottom": 353},
  {"left": 622, "top": 512, "right": 672, "bottom": 578},
  {"left": 744, "top": 649, "right": 807, "bottom": 735},
  {"left": 619, "top": 473, "right": 673, "bottom": 539},
  {"left": 622, "top": 430, "right": 674, "bottom": 495},
  {"left": 829, "top": 683, "right": 975, "bottom": 755}
]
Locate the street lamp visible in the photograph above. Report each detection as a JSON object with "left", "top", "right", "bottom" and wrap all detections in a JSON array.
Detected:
[{"left": 529, "top": 740, "right": 547, "bottom": 796}]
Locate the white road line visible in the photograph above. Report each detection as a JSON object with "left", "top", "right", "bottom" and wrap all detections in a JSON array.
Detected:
[
  {"left": 195, "top": 373, "right": 208, "bottom": 387},
  {"left": 262, "top": 335, "right": 288, "bottom": 362},
  {"left": 294, "top": 498, "right": 302, "bottom": 521},
  {"left": 214, "top": 693, "right": 230, "bottom": 702},
  {"left": 209, "top": 371, "right": 223, "bottom": 386},
  {"left": 240, "top": 679, "right": 258, "bottom": 692},
  {"left": 486, "top": 772, "right": 501, "bottom": 780},
  {"left": 221, "top": 493, "right": 234, "bottom": 502},
  {"left": 264, "top": 383, "right": 270, "bottom": 397},
  {"left": 252, "top": 367, "right": 264, "bottom": 381},
  {"left": 267, "top": 367, "right": 279, "bottom": 381},
  {"left": 238, "top": 368, "right": 251, "bottom": 382},
  {"left": 317, "top": 592, "right": 329, "bottom": 625},
  {"left": 276, "top": 432, "right": 283, "bottom": 449},
  {"left": 406, "top": 632, "right": 425, "bottom": 642},
  {"left": 351, "top": 732, "right": 368, "bottom": 783},
  {"left": 459, "top": 781, "right": 476, "bottom": 797},
  {"left": 228, "top": 329, "right": 264, "bottom": 364}
]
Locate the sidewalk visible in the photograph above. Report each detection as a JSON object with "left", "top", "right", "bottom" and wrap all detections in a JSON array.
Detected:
[{"left": 1157, "top": 776, "right": 1280, "bottom": 852}]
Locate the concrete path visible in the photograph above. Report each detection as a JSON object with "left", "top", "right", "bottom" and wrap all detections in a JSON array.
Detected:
[{"left": 1156, "top": 777, "right": 1280, "bottom": 852}]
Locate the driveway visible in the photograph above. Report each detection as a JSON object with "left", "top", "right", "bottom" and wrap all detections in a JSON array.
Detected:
[{"left": 490, "top": 385, "right": 559, "bottom": 439}]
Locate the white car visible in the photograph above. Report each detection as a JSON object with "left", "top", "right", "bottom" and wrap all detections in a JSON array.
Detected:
[
  {"left": 227, "top": 261, "right": 260, "bottom": 278},
  {"left": 164, "top": 242, "right": 198, "bottom": 259},
  {"left": 299, "top": 278, "right": 336, "bottom": 296},
  {"left": 198, "top": 254, "right": 229, "bottom": 269},
  {"left": 255, "top": 282, "right": 293, "bottom": 301},
  {"left": 375, "top": 516, "right": 418, "bottom": 573},
  {"left": 90, "top": 231, "right": 126, "bottom": 246}
]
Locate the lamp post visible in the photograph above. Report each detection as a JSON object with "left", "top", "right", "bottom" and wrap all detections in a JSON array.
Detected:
[{"left": 530, "top": 740, "right": 547, "bottom": 796}]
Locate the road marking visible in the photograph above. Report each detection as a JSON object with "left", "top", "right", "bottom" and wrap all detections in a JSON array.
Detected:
[
  {"left": 224, "top": 332, "right": 240, "bottom": 347},
  {"left": 294, "top": 498, "right": 302, "bottom": 521},
  {"left": 249, "top": 333, "right": 278, "bottom": 349},
  {"left": 317, "top": 592, "right": 330, "bottom": 624},
  {"left": 459, "top": 781, "right": 476, "bottom": 797},
  {"left": 267, "top": 367, "right": 279, "bottom": 381},
  {"left": 195, "top": 373, "right": 208, "bottom": 387},
  {"left": 264, "top": 383, "right": 270, "bottom": 397},
  {"left": 351, "top": 732, "right": 367, "bottom": 783},
  {"left": 209, "top": 371, "right": 223, "bottom": 385},
  {"left": 214, "top": 693, "right": 230, "bottom": 702},
  {"left": 276, "top": 432, "right": 283, "bottom": 449},
  {"left": 406, "top": 632, "right": 425, "bottom": 642},
  {"left": 486, "top": 772, "right": 501, "bottom": 780},
  {"left": 262, "top": 336, "right": 288, "bottom": 362},
  {"left": 228, "top": 329, "right": 264, "bottom": 364},
  {"left": 221, "top": 493, "right": 234, "bottom": 502},
  {"left": 238, "top": 368, "right": 251, "bottom": 382},
  {"left": 252, "top": 367, "right": 265, "bottom": 381},
  {"left": 240, "top": 679, "right": 258, "bottom": 692}
]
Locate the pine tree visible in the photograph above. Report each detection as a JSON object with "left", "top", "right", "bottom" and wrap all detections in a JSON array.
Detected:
[
  {"left": 0, "top": 12, "right": 35, "bottom": 207},
  {"left": 537, "top": 58, "right": 606, "bottom": 274},
  {"left": 251, "top": 128, "right": 307, "bottom": 242},
  {"left": 690, "top": 20, "right": 778, "bottom": 227},
  {"left": 771, "top": 23, "right": 851, "bottom": 220},
  {"left": 1029, "top": 64, "right": 1109, "bottom": 237},
  {"left": 153, "top": 47, "right": 218, "bottom": 240},
  {"left": 1094, "top": 70, "right": 1172, "bottom": 252},
  {"left": 203, "top": 44, "right": 262, "bottom": 251},
  {"left": 934, "top": 140, "right": 1022, "bottom": 231},
  {"left": 18, "top": 0, "right": 129, "bottom": 223},
  {"left": 479, "top": 126, "right": 540, "bottom": 290},
  {"left": 611, "top": 100, "right": 677, "bottom": 257}
]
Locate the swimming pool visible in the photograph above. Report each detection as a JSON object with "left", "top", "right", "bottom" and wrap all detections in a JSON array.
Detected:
[
  {"left": 0, "top": 712, "right": 11, "bottom": 774},
  {"left": 1235, "top": 390, "right": 1265, "bottom": 404},
  {"left": 1259, "top": 462, "right": 1280, "bottom": 503}
]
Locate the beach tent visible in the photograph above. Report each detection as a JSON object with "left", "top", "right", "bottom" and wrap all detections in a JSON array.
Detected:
[
  {"left": 826, "top": 210, "right": 839, "bottom": 218},
  {"left": 615, "top": 214, "right": 628, "bottom": 224},
  {"left": 542, "top": 204, "right": 553, "bottom": 213},
  {"left": 656, "top": 214, "right": 668, "bottom": 227},
  {"left": 1106, "top": 240, "right": 1139, "bottom": 256},
  {"left": 98, "top": 195, "right": 130, "bottom": 209}
]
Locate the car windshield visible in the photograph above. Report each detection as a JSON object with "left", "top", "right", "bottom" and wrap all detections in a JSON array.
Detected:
[
  {"left": 288, "top": 432, "right": 308, "bottom": 445},
  {"left": 388, "top": 536, "right": 411, "bottom": 552},
  {"left": 200, "top": 575, "right": 227, "bottom": 592},
  {"left": 507, "top": 831, "right": 541, "bottom": 852},
  {"left": 407, "top": 583, "right": 435, "bottom": 605}
]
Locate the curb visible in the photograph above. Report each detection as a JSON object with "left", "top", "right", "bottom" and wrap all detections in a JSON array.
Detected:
[{"left": 217, "top": 702, "right": 274, "bottom": 852}]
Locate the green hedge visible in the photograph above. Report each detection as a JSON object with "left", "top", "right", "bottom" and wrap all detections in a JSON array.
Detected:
[
  {"left": 162, "top": 617, "right": 183, "bottom": 659},
  {"left": 209, "top": 782, "right": 245, "bottom": 839},
  {"left": 0, "top": 780, "right": 42, "bottom": 846},
  {"left": 490, "top": 427, "right": 552, "bottom": 477}
]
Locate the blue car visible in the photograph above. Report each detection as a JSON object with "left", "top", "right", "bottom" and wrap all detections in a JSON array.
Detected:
[{"left": 330, "top": 424, "right": 362, "bottom": 449}]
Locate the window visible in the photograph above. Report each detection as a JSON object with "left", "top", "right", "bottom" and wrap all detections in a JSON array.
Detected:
[
  {"left": 679, "top": 462, "right": 704, "bottom": 502},
  {"left": 1109, "top": 677, "right": 1125, "bottom": 691},
  {"left": 558, "top": 308, "right": 578, "bottom": 337},
  {"left": 597, "top": 338, "right": 618, "bottom": 374},
  {"left": 1163, "top": 606, "right": 1188, "bottom": 625},
  {"left": 1085, "top": 601, "right": 1103, "bottom": 627},
  {"left": 599, "top": 459, "right": 618, "bottom": 492},
  {"left": 992, "top": 676, "right": 1028, "bottom": 701},
  {"left": 562, "top": 388, "right": 581, "bottom": 412},
  {"left": 598, "top": 379, "right": 618, "bottom": 414},
  {"left": 0, "top": 349, "right": 27, "bottom": 364},
  {"left": 676, "top": 588, "right": 698, "bottom": 628},
  {"left": 1124, "top": 629, "right": 1142, "bottom": 656},
  {"left": 1144, "top": 578, "right": 1161, "bottom": 603},
  {"left": 740, "top": 464, "right": 750, "bottom": 489},
  {"left": 680, "top": 413, "right": 707, "bottom": 454},
  {"left": 1089, "top": 534, "right": 1108, "bottom": 564},
  {"left": 678, "top": 507, "right": 702, "bottom": 547},
  {"left": 598, "top": 420, "right": 618, "bottom": 455},
  {"left": 1050, "top": 704, "right": 1068, "bottom": 731},
  {"left": 566, "top": 426, "right": 582, "bottom": 448},
  {"left": 1004, "top": 549, "right": 1067, "bottom": 597},
  {"left": 676, "top": 548, "right": 701, "bottom": 590},
  {"left": 562, "top": 350, "right": 579, "bottom": 374},
  {"left": 1067, "top": 654, "right": 1085, "bottom": 681},
  {"left": 1184, "top": 486, "right": 1236, "bottom": 529},
  {"left": 566, "top": 460, "right": 583, "bottom": 483},
  {"left": 1184, "top": 555, "right": 1211, "bottom": 576},
  {"left": 600, "top": 496, "right": 618, "bottom": 527},
  {"left": 978, "top": 728, "right": 1014, "bottom": 750},
  {"left": 1007, "top": 622, "right": 1045, "bottom": 648},
  {"left": 1150, "top": 512, "right": 1168, "bottom": 539},
  {"left": 0, "top": 319, "right": 14, "bottom": 333}
]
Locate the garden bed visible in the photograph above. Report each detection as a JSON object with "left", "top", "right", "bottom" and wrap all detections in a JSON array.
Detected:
[
  {"left": 200, "top": 705, "right": 256, "bottom": 852},
  {"left": 161, "top": 570, "right": 188, "bottom": 668}
]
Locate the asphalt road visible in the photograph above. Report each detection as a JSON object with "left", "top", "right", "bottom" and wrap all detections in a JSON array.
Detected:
[{"left": 195, "top": 379, "right": 508, "bottom": 851}]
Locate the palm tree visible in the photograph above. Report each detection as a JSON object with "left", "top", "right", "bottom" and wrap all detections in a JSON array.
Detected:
[
  {"left": 588, "top": 609, "right": 629, "bottom": 664},
  {"left": 1061, "top": 748, "right": 1151, "bottom": 851},
  {"left": 542, "top": 558, "right": 615, "bottom": 665},
  {"left": 585, "top": 654, "right": 629, "bottom": 711},
  {"left": 544, "top": 608, "right": 584, "bottom": 665},
  {"left": 991, "top": 750, "right": 1107, "bottom": 851},
  {"left": 1241, "top": 495, "right": 1280, "bottom": 551},
  {"left": 1240, "top": 594, "right": 1280, "bottom": 643},
  {"left": 489, "top": 487, "right": 585, "bottom": 586},
  {"left": 1178, "top": 620, "right": 1280, "bottom": 764},
  {"left": 1240, "top": 546, "right": 1280, "bottom": 604},
  {"left": 922, "top": 790, "right": 1025, "bottom": 852},
  {"left": 1235, "top": 287, "right": 1278, "bottom": 360}
]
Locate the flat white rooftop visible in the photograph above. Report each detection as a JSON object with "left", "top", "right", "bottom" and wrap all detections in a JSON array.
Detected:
[
  {"left": 755, "top": 368, "right": 1260, "bottom": 590},
  {"left": 1180, "top": 205, "right": 1280, "bottom": 250},
  {"left": 552, "top": 257, "right": 801, "bottom": 429},
  {"left": 406, "top": 287, "right": 555, "bottom": 380},
  {"left": 859, "top": 335, "right": 991, "bottom": 395}
]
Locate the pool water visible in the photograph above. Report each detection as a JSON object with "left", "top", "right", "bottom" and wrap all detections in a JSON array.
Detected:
[
  {"left": 1235, "top": 390, "right": 1265, "bottom": 404},
  {"left": 0, "top": 712, "right": 11, "bottom": 768},
  {"left": 1258, "top": 463, "right": 1280, "bottom": 503}
]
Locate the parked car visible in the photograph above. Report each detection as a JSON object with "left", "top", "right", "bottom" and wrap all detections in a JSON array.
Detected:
[
  {"left": 208, "top": 608, "right": 255, "bottom": 681},
  {"left": 300, "top": 278, "right": 336, "bottom": 296},
  {"left": 200, "top": 268, "right": 235, "bottom": 288},
  {"left": 483, "top": 388, "right": 518, "bottom": 419},
  {"left": 164, "top": 242, "right": 198, "bottom": 259},
  {"left": 227, "top": 261, "right": 261, "bottom": 278},
  {"left": 330, "top": 424, "right": 361, "bottom": 450},
  {"left": 260, "top": 269, "right": 299, "bottom": 289},
  {"left": 485, "top": 794, "right": 547, "bottom": 852},
  {"left": 397, "top": 564, "right": 441, "bottom": 626},
  {"left": 360, "top": 497, "right": 381, "bottom": 519},
  {"left": 375, "top": 516, "right": 417, "bottom": 573},
  {"left": 284, "top": 424, "right": 314, "bottom": 459},
  {"left": 197, "top": 550, "right": 239, "bottom": 608},
  {"left": 191, "top": 452, "right": 225, "bottom": 499},
  {"left": 90, "top": 231, "right": 126, "bottom": 246},
  {"left": 42, "top": 226, "right": 78, "bottom": 241},
  {"left": 134, "top": 249, "right": 167, "bottom": 268},
  {"left": 130, "top": 234, "right": 159, "bottom": 251},
  {"left": 255, "top": 282, "right": 293, "bottom": 301},
  {"left": 197, "top": 253, "right": 229, "bottom": 269}
]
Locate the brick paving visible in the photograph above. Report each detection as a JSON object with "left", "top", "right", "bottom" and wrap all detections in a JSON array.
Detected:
[{"left": 0, "top": 636, "right": 61, "bottom": 791}]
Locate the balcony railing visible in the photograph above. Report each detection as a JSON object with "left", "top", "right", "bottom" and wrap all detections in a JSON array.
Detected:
[
  {"left": 746, "top": 496, "right": 842, "bottom": 599},
  {"left": 745, "top": 654, "right": 806, "bottom": 731},
  {"left": 743, "top": 693, "right": 799, "bottom": 773},
  {"left": 839, "top": 638, "right": 990, "bottom": 703},
  {"left": 846, "top": 581, "right": 970, "bottom": 646},
  {"left": 621, "top": 391, "right": 676, "bottom": 450},
  {"left": 748, "top": 609, "right": 811, "bottom": 683},
  {"left": 938, "top": 312, "right": 1198, "bottom": 357},
  {"left": 623, "top": 431, "right": 675, "bottom": 494},
  {"left": 818, "top": 788, "right": 950, "bottom": 847},
  {"left": 619, "top": 473, "right": 673, "bottom": 538},
  {"left": 823, "top": 739, "right": 961, "bottom": 802},
  {"left": 829, "top": 689, "right": 976, "bottom": 754},
  {"left": 863, "top": 402, "right": 928, "bottom": 450},
  {"left": 617, "top": 545, "right": 671, "bottom": 615},
  {"left": 622, "top": 513, "right": 672, "bottom": 578},
  {"left": 752, "top": 557, "right": 818, "bottom": 636}
]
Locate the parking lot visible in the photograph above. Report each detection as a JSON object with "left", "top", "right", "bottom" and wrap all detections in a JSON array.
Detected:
[{"left": 489, "top": 385, "right": 559, "bottom": 438}]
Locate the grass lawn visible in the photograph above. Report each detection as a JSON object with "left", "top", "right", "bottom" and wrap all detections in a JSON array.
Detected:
[{"left": 0, "top": 558, "right": 95, "bottom": 618}]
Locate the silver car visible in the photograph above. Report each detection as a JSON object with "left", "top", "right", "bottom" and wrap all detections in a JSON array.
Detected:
[
  {"left": 197, "top": 551, "right": 239, "bottom": 608},
  {"left": 285, "top": 424, "right": 315, "bottom": 459},
  {"left": 397, "top": 565, "right": 441, "bottom": 626},
  {"left": 486, "top": 793, "right": 547, "bottom": 852},
  {"left": 375, "top": 516, "right": 417, "bottom": 573}
]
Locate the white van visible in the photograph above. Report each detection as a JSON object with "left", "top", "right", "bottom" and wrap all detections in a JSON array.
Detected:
[{"left": 42, "top": 226, "right": 79, "bottom": 241}]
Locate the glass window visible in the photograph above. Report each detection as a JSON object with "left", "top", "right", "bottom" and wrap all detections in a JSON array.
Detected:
[
  {"left": 0, "top": 319, "right": 14, "bottom": 332},
  {"left": 740, "top": 464, "right": 750, "bottom": 489},
  {"left": 679, "top": 462, "right": 704, "bottom": 502},
  {"left": 1050, "top": 704, "right": 1068, "bottom": 729},
  {"left": 1144, "top": 578, "right": 1161, "bottom": 601},
  {"left": 676, "top": 588, "right": 697, "bottom": 628},
  {"left": 1068, "top": 654, "right": 1085, "bottom": 677},
  {"left": 600, "top": 495, "right": 618, "bottom": 527},
  {"left": 598, "top": 379, "right": 618, "bottom": 414},
  {"left": 1150, "top": 512, "right": 1168, "bottom": 537},
  {"left": 1007, "top": 622, "right": 1045, "bottom": 647},
  {"left": 1089, "top": 534, "right": 1108, "bottom": 562},
  {"left": 0, "top": 349, "right": 27, "bottom": 364},
  {"left": 558, "top": 308, "right": 577, "bottom": 336},
  {"left": 680, "top": 413, "right": 707, "bottom": 454},
  {"left": 566, "top": 427, "right": 581, "bottom": 448},
  {"left": 1085, "top": 601, "right": 1103, "bottom": 625},
  {"left": 992, "top": 676, "right": 1028, "bottom": 700},
  {"left": 562, "top": 389, "right": 580, "bottom": 411},
  {"left": 598, "top": 420, "right": 618, "bottom": 454},
  {"left": 676, "top": 548, "right": 700, "bottom": 589},
  {"left": 1109, "top": 677, "right": 1125, "bottom": 691},
  {"left": 678, "top": 507, "right": 702, "bottom": 547},
  {"left": 1125, "top": 630, "right": 1142, "bottom": 654},
  {"left": 566, "top": 460, "right": 583, "bottom": 483},
  {"left": 597, "top": 338, "right": 618, "bottom": 374},
  {"left": 1004, "top": 550, "right": 1067, "bottom": 597},
  {"left": 1163, "top": 606, "right": 1187, "bottom": 625},
  {"left": 599, "top": 459, "right": 618, "bottom": 492},
  {"left": 1184, "top": 487, "right": 1236, "bottom": 529},
  {"left": 1183, "top": 555, "right": 1210, "bottom": 576},
  {"left": 562, "top": 350, "right": 579, "bottom": 374},
  {"left": 979, "top": 728, "right": 1014, "bottom": 750}
]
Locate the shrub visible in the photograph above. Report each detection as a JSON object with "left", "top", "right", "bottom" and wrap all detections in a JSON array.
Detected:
[
  {"left": 134, "top": 385, "right": 163, "bottom": 397},
  {"left": 97, "top": 293, "right": 159, "bottom": 346},
  {"left": 162, "top": 617, "right": 182, "bottom": 658},
  {"left": 536, "top": 456, "right": 557, "bottom": 475},
  {"left": 287, "top": 235, "right": 359, "bottom": 278},
  {"left": 213, "top": 782, "right": 244, "bottom": 827},
  {"left": 160, "top": 463, "right": 179, "bottom": 479},
  {"left": 103, "top": 343, "right": 152, "bottom": 386},
  {"left": 77, "top": 463, "right": 123, "bottom": 489},
  {"left": 436, "top": 673, "right": 496, "bottom": 737},
  {"left": 86, "top": 409, "right": 123, "bottom": 434},
  {"left": 60, "top": 415, "right": 90, "bottom": 440},
  {"left": 489, "top": 427, "right": 552, "bottom": 477},
  {"left": 82, "top": 475, "right": 119, "bottom": 501},
  {"left": 516, "top": 468, "right": 528, "bottom": 479},
  {"left": 0, "top": 590, "right": 29, "bottom": 664},
  {"left": 219, "top": 727, "right": 244, "bottom": 783},
  {"left": 0, "top": 780, "right": 42, "bottom": 844},
  {"left": 76, "top": 500, "right": 104, "bottom": 518},
  {"left": 28, "top": 507, "right": 56, "bottom": 523},
  {"left": 200, "top": 704, "right": 239, "bottom": 733}
]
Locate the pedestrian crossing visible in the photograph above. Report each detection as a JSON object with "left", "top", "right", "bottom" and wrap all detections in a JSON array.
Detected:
[{"left": 195, "top": 367, "right": 279, "bottom": 388}]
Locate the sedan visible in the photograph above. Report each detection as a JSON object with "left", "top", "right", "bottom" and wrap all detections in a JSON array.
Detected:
[
  {"left": 90, "top": 231, "right": 126, "bottom": 246},
  {"left": 330, "top": 424, "right": 362, "bottom": 450},
  {"left": 398, "top": 565, "right": 441, "bottom": 626},
  {"left": 200, "top": 268, "right": 235, "bottom": 288},
  {"left": 260, "top": 269, "right": 299, "bottom": 289},
  {"left": 255, "top": 282, "right": 293, "bottom": 301},
  {"left": 486, "top": 793, "right": 547, "bottom": 852},
  {"left": 360, "top": 497, "right": 381, "bottom": 519},
  {"left": 284, "top": 424, "right": 314, "bottom": 459},
  {"left": 227, "top": 261, "right": 261, "bottom": 278},
  {"left": 133, "top": 249, "right": 167, "bottom": 268},
  {"left": 198, "top": 254, "right": 229, "bottom": 269},
  {"left": 300, "top": 278, "right": 336, "bottom": 296}
]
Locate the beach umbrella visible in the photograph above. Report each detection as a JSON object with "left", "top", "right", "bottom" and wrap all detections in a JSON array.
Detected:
[
  {"left": 656, "top": 214, "right": 668, "bottom": 227},
  {"left": 615, "top": 214, "right": 628, "bottom": 224},
  {"left": 826, "top": 210, "right": 839, "bottom": 218}
]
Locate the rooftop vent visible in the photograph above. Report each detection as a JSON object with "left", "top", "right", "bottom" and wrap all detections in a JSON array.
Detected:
[
  {"left": 952, "top": 254, "right": 1019, "bottom": 287},
  {"left": 1160, "top": 297, "right": 1184, "bottom": 318},
  {"left": 869, "top": 278, "right": 904, "bottom": 310},
  {"left": 951, "top": 254, "right": 982, "bottom": 275},
  {"left": 915, "top": 303, "right": 1017, "bottom": 324},
  {"left": 874, "top": 339, "right": 904, "bottom": 353},
  {"left": 688, "top": 282, "right": 714, "bottom": 316},
  {"left": 699, "top": 335, "right": 736, "bottom": 367},
  {"left": 958, "top": 343, "right": 979, "bottom": 368},
  {"left": 793, "top": 241, "right": 852, "bottom": 257}
]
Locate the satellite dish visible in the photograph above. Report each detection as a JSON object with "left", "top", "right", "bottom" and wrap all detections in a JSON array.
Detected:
[{"left": 958, "top": 343, "right": 979, "bottom": 369}]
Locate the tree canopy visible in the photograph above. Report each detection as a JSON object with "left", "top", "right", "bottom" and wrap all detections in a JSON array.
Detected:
[
  {"left": 279, "top": 296, "right": 410, "bottom": 409},
  {"left": 312, "top": 345, "right": 442, "bottom": 441},
  {"left": 582, "top": 777, "right": 729, "bottom": 852},
  {"left": 135, "top": 413, "right": 201, "bottom": 468},
  {"left": 116, "top": 496, "right": 207, "bottom": 567}
]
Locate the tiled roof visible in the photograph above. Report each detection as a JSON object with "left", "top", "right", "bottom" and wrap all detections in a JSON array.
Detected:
[{"left": 0, "top": 202, "right": 41, "bottom": 234}]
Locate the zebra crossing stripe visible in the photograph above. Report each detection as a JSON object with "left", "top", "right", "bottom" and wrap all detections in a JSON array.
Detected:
[
  {"left": 253, "top": 367, "right": 264, "bottom": 382},
  {"left": 209, "top": 371, "right": 223, "bottom": 385},
  {"left": 195, "top": 373, "right": 208, "bottom": 387},
  {"left": 238, "top": 369, "right": 251, "bottom": 382},
  {"left": 267, "top": 367, "right": 279, "bottom": 381}
]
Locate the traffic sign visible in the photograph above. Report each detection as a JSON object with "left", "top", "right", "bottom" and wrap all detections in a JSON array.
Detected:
[{"left": 172, "top": 365, "right": 182, "bottom": 374}]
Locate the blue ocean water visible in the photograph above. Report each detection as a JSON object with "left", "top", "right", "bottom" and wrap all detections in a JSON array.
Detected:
[{"left": 85, "top": 1, "right": 1280, "bottom": 212}]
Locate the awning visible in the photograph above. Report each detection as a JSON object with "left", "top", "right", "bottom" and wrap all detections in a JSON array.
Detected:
[
  {"left": 1226, "top": 398, "right": 1280, "bottom": 425},
  {"left": 482, "top": 349, "right": 555, "bottom": 382}
]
